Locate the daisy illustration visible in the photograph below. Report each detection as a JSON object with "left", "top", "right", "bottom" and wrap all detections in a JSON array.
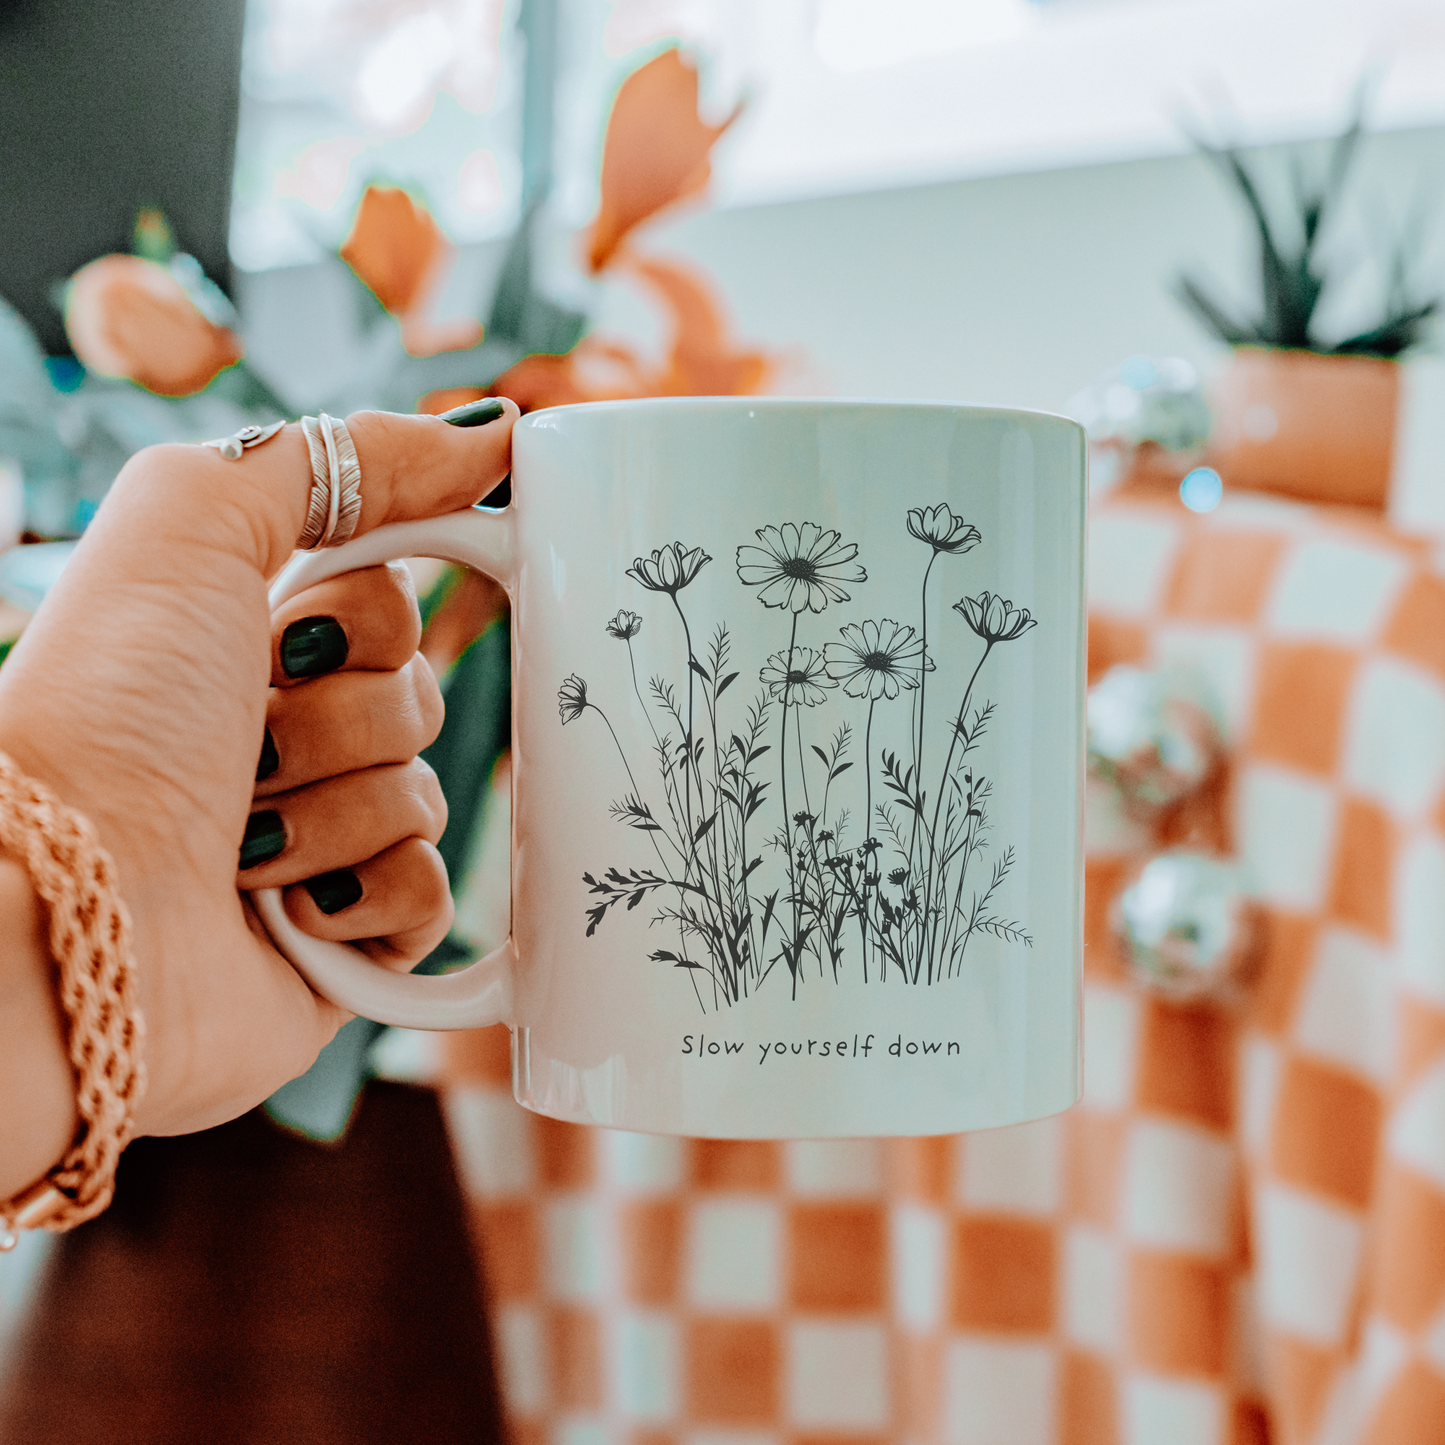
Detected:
[
  {"left": 736, "top": 522, "right": 866, "bottom": 613},
  {"left": 760, "top": 646, "right": 835, "bottom": 707},
  {"left": 567, "top": 499, "right": 1033, "bottom": 1008},
  {"left": 825, "top": 618, "right": 927, "bottom": 700}
]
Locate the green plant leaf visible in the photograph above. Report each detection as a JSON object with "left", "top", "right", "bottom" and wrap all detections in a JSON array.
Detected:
[
  {"left": 1170, "top": 81, "right": 1437, "bottom": 355},
  {"left": 1331, "top": 300, "right": 1439, "bottom": 358},
  {"left": 1173, "top": 273, "right": 1253, "bottom": 345}
]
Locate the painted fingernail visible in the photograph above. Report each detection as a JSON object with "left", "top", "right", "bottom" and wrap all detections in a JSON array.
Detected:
[
  {"left": 439, "top": 396, "right": 505, "bottom": 428},
  {"left": 240, "top": 811, "right": 286, "bottom": 870},
  {"left": 304, "top": 869, "right": 363, "bottom": 916},
  {"left": 256, "top": 727, "right": 279, "bottom": 781},
  {"left": 281, "top": 616, "right": 348, "bottom": 678}
]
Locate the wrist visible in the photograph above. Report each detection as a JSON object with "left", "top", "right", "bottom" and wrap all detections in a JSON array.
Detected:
[
  {"left": 0, "top": 855, "right": 79, "bottom": 1199},
  {"left": 0, "top": 746, "right": 146, "bottom": 1230}
]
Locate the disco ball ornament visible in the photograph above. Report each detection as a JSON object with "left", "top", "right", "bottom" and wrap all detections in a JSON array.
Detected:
[
  {"left": 1087, "top": 665, "right": 1222, "bottom": 816},
  {"left": 1113, "top": 850, "right": 1261, "bottom": 1002}
]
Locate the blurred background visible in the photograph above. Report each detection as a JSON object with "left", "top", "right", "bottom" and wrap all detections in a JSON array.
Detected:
[{"left": 3, "top": 1, "right": 1445, "bottom": 1442}]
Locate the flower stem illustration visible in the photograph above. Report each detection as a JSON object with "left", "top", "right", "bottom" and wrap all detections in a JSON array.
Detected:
[
  {"left": 904, "top": 506, "right": 979, "bottom": 875},
  {"left": 567, "top": 505, "right": 1034, "bottom": 1011}
]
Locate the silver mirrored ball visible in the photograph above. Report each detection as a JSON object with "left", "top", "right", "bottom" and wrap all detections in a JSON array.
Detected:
[
  {"left": 1113, "top": 849, "right": 1260, "bottom": 1002},
  {"left": 1088, "top": 665, "right": 1221, "bottom": 816}
]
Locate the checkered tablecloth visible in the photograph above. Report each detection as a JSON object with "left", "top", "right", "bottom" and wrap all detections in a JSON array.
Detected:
[{"left": 438, "top": 480, "right": 1445, "bottom": 1445}]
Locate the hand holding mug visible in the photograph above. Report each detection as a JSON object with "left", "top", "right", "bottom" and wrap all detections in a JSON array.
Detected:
[
  {"left": 262, "top": 399, "right": 1087, "bottom": 1139},
  {"left": 0, "top": 402, "right": 517, "bottom": 1200}
]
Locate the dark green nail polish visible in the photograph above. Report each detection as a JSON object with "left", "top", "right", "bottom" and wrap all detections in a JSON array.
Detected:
[
  {"left": 281, "top": 616, "right": 347, "bottom": 678},
  {"left": 304, "top": 869, "right": 363, "bottom": 916},
  {"left": 439, "top": 396, "right": 505, "bottom": 428},
  {"left": 240, "top": 811, "right": 286, "bottom": 870},
  {"left": 256, "top": 727, "right": 279, "bottom": 781}
]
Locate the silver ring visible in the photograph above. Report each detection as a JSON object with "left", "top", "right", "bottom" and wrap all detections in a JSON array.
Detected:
[
  {"left": 298, "top": 413, "right": 362, "bottom": 550},
  {"left": 202, "top": 420, "right": 285, "bottom": 462}
]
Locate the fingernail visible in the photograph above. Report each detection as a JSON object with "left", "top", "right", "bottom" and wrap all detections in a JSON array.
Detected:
[
  {"left": 304, "top": 869, "right": 363, "bottom": 916},
  {"left": 281, "top": 616, "right": 348, "bottom": 678},
  {"left": 256, "top": 727, "right": 279, "bottom": 782},
  {"left": 240, "top": 811, "right": 286, "bottom": 870},
  {"left": 439, "top": 396, "right": 505, "bottom": 428}
]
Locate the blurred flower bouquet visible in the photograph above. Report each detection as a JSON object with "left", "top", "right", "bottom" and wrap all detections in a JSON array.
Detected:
[
  {"left": 0, "top": 209, "right": 283, "bottom": 539},
  {"left": 0, "top": 38, "right": 785, "bottom": 1129},
  {"left": 0, "top": 46, "right": 770, "bottom": 549}
]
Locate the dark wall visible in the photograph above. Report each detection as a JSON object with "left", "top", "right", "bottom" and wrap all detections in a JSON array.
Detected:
[{"left": 0, "top": 0, "right": 246, "bottom": 353}]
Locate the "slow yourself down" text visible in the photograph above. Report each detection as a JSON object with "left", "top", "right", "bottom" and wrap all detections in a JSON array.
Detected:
[{"left": 681, "top": 1034, "right": 962, "bottom": 1065}]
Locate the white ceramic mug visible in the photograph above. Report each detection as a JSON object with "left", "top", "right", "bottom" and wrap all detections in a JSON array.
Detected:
[{"left": 256, "top": 398, "right": 1086, "bottom": 1138}]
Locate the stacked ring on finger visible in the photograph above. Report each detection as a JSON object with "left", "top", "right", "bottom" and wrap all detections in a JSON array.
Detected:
[
  {"left": 202, "top": 419, "right": 286, "bottom": 461},
  {"left": 203, "top": 413, "right": 363, "bottom": 553},
  {"left": 298, "top": 413, "right": 363, "bottom": 550}
]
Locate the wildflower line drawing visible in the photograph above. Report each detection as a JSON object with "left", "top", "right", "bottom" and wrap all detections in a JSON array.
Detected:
[{"left": 561, "top": 506, "right": 1036, "bottom": 1011}]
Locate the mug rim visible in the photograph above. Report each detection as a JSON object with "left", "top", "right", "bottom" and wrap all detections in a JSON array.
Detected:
[{"left": 515, "top": 394, "right": 1085, "bottom": 439}]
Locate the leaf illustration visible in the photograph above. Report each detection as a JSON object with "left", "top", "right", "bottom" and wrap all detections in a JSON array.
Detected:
[
  {"left": 973, "top": 918, "right": 1033, "bottom": 945},
  {"left": 576, "top": 509, "right": 1034, "bottom": 1005},
  {"left": 760, "top": 890, "right": 778, "bottom": 938}
]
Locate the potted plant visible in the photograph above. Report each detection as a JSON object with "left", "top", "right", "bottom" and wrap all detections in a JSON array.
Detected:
[{"left": 1177, "top": 95, "right": 1439, "bottom": 508}]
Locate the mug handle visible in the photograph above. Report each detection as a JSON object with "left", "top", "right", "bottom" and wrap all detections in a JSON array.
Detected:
[{"left": 250, "top": 506, "right": 517, "bottom": 1030}]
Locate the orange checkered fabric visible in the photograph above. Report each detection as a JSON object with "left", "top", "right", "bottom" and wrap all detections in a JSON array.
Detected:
[{"left": 438, "top": 479, "right": 1445, "bottom": 1444}]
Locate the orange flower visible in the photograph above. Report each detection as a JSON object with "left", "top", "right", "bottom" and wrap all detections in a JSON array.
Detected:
[
  {"left": 586, "top": 48, "right": 742, "bottom": 273},
  {"left": 64, "top": 255, "right": 243, "bottom": 397},
  {"left": 342, "top": 185, "right": 483, "bottom": 357},
  {"left": 627, "top": 256, "right": 769, "bottom": 396},
  {"left": 482, "top": 350, "right": 604, "bottom": 413},
  {"left": 341, "top": 185, "right": 441, "bottom": 315},
  {"left": 473, "top": 49, "right": 765, "bottom": 415},
  {"left": 483, "top": 254, "right": 772, "bottom": 414}
]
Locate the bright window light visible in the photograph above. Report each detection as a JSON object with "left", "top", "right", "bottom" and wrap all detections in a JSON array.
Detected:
[
  {"left": 355, "top": 12, "right": 456, "bottom": 131},
  {"left": 814, "top": 0, "right": 1032, "bottom": 72},
  {"left": 231, "top": 0, "right": 522, "bottom": 272}
]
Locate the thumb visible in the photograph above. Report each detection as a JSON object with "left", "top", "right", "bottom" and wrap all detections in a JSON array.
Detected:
[{"left": 95, "top": 399, "right": 520, "bottom": 582}]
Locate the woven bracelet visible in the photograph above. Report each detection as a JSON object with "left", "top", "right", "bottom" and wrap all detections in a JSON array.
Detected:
[{"left": 0, "top": 751, "right": 145, "bottom": 1247}]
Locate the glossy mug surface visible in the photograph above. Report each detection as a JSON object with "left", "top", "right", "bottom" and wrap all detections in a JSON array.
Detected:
[{"left": 258, "top": 398, "right": 1086, "bottom": 1138}]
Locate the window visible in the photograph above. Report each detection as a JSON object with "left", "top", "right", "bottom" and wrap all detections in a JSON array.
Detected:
[{"left": 231, "top": 0, "right": 524, "bottom": 272}]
